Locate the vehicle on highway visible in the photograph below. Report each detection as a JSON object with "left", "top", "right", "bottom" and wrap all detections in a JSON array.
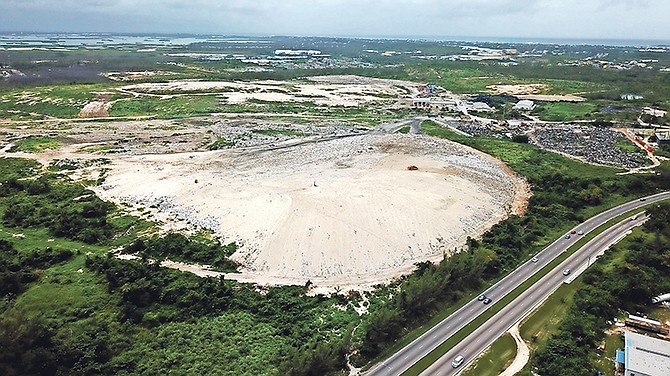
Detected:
[
  {"left": 483, "top": 297, "right": 492, "bottom": 304},
  {"left": 531, "top": 256, "right": 538, "bottom": 263},
  {"left": 570, "top": 230, "right": 576, "bottom": 234},
  {"left": 564, "top": 234, "right": 571, "bottom": 239},
  {"left": 477, "top": 294, "right": 486, "bottom": 301},
  {"left": 577, "top": 230, "right": 584, "bottom": 235},
  {"left": 451, "top": 355, "right": 464, "bottom": 368},
  {"left": 563, "top": 268, "right": 571, "bottom": 276},
  {"left": 640, "top": 198, "right": 646, "bottom": 201}
]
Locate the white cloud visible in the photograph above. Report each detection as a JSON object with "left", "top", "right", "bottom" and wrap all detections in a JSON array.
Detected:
[{"left": 0, "top": 0, "right": 668, "bottom": 40}]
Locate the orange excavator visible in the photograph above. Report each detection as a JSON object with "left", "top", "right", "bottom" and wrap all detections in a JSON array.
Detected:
[{"left": 407, "top": 165, "right": 418, "bottom": 171}]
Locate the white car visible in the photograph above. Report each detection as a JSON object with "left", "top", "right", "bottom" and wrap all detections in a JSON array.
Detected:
[
  {"left": 563, "top": 269, "right": 571, "bottom": 276},
  {"left": 452, "top": 354, "right": 465, "bottom": 368}
]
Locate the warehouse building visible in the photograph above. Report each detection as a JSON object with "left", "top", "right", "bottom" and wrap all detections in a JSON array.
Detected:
[{"left": 615, "top": 331, "right": 670, "bottom": 376}]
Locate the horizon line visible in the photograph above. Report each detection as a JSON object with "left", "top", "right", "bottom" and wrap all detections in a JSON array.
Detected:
[{"left": 0, "top": 31, "right": 669, "bottom": 47}]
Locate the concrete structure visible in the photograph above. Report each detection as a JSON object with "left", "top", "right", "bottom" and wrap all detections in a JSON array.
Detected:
[
  {"left": 644, "top": 107, "right": 668, "bottom": 118},
  {"left": 652, "top": 293, "right": 670, "bottom": 304},
  {"left": 274, "top": 49, "right": 322, "bottom": 56},
  {"left": 513, "top": 100, "right": 535, "bottom": 111},
  {"left": 651, "top": 131, "right": 670, "bottom": 145},
  {"left": 470, "top": 102, "right": 493, "bottom": 112},
  {"left": 625, "top": 315, "right": 668, "bottom": 335},
  {"left": 615, "top": 331, "right": 670, "bottom": 376},
  {"left": 621, "top": 93, "right": 645, "bottom": 100},
  {"left": 411, "top": 98, "right": 459, "bottom": 112}
]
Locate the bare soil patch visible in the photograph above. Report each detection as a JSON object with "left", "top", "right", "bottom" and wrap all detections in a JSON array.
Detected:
[
  {"left": 92, "top": 133, "right": 527, "bottom": 290},
  {"left": 118, "top": 75, "right": 420, "bottom": 107},
  {"left": 487, "top": 84, "right": 586, "bottom": 102}
]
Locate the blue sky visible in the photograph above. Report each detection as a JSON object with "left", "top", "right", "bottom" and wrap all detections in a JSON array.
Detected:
[{"left": 1, "top": 0, "right": 668, "bottom": 41}]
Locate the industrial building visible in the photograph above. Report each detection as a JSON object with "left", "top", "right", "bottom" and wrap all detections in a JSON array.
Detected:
[
  {"left": 615, "top": 331, "right": 670, "bottom": 376},
  {"left": 650, "top": 131, "right": 670, "bottom": 145}
]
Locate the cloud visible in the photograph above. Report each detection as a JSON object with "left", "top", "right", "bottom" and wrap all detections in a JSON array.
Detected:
[{"left": 0, "top": 0, "right": 668, "bottom": 40}]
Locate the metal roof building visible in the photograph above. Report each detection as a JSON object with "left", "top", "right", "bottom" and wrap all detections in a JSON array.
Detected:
[
  {"left": 618, "top": 331, "right": 670, "bottom": 376},
  {"left": 513, "top": 100, "right": 535, "bottom": 111}
]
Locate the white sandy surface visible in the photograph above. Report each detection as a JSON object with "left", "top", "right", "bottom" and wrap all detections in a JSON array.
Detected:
[
  {"left": 117, "top": 76, "right": 417, "bottom": 107},
  {"left": 94, "top": 134, "right": 526, "bottom": 289}
]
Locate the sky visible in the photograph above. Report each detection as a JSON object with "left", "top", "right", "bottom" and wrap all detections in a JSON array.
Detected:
[{"left": 1, "top": 0, "right": 669, "bottom": 41}]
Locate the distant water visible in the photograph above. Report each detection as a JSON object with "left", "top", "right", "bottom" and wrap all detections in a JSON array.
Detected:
[
  {"left": 0, "top": 32, "right": 668, "bottom": 48},
  {"left": 362, "top": 34, "right": 670, "bottom": 47}
]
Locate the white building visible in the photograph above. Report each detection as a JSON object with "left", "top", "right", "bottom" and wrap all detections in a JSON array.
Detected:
[
  {"left": 513, "top": 100, "right": 535, "bottom": 111},
  {"left": 274, "top": 49, "right": 322, "bottom": 56},
  {"left": 616, "top": 331, "right": 670, "bottom": 376},
  {"left": 470, "top": 102, "right": 493, "bottom": 112}
]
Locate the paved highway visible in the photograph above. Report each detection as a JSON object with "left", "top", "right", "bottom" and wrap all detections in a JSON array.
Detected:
[
  {"left": 422, "top": 210, "right": 648, "bottom": 375},
  {"left": 365, "top": 191, "right": 670, "bottom": 376}
]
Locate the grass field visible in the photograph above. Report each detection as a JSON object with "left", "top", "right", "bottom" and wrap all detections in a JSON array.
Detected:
[
  {"left": 461, "top": 333, "right": 517, "bottom": 376},
  {"left": 519, "top": 282, "right": 581, "bottom": 348},
  {"left": 0, "top": 84, "right": 117, "bottom": 120},
  {"left": 8, "top": 136, "right": 61, "bottom": 153},
  {"left": 109, "top": 95, "right": 222, "bottom": 118},
  {"left": 531, "top": 102, "right": 599, "bottom": 122}
]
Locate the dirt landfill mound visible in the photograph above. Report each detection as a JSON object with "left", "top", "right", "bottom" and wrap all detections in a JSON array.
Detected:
[{"left": 94, "top": 133, "right": 527, "bottom": 290}]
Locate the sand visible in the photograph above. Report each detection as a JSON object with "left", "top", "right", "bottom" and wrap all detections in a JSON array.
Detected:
[
  {"left": 487, "top": 84, "right": 586, "bottom": 102},
  {"left": 93, "top": 133, "right": 527, "bottom": 290},
  {"left": 117, "top": 76, "right": 418, "bottom": 107}
]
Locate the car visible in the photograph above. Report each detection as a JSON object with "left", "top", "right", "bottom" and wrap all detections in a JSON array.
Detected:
[
  {"left": 564, "top": 234, "right": 571, "bottom": 239},
  {"left": 477, "top": 294, "right": 486, "bottom": 301},
  {"left": 570, "top": 230, "right": 576, "bottom": 234},
  {"left": 563, "top": 269, "right": 571, "bottom": 276},
  {"left": 452, "top": 354, "right": 465, "bottom": 368},
  {"left": 483, "top": 297, "right": 492, "bottom": 304},
  {"left": 640, "top": 198, "right": 646, "bottom": 202},
  {"left": 577, "top": 230, "right": 584, "bottom": 235},
  {"left": 531, "top": 256, "right": 538, "bottom": 263}
]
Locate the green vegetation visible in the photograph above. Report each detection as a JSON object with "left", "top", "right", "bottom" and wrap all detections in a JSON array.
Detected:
[
  {"left": 207, "top": 137, "right": 235, "bottom": 150},
  {"left": 355, "top": 121, "right": 670, "bottom": 371},
  {"left": 531, "top": 102, "right": 599, "bottom": 122},
  {"left": 109, "top": 96, "right": 222, "bottom": 119},
  {"left": 615, "top": 137, "right": 645, "bottom": 155},
  {"left": 0, "top": 84, "right": 113, "bottom": 120},
  {"left": 0, "top": 158, "right": 115, "bottom": 244},
  {"left": 520, "top": 282, "right": 581, "bottom": 349},
  {"left": 9, "top": 136, "right": 61, "bottom": 153},
  {"left": 461, "top": 333, "right": 516, "bottom": 376},
  {"left": 527, "top": 203, "right": 670, "bottom": 375},
  {"left": 3, "top": 35, "right": 670, "bottom": 376},
  {"left": 124, "top": 233, "right": 238, "bottom": 272},
  {"left": 0, "top": 157, "right": 362, "bottom": 376},
  {"left": 463, "top": 282, "right": 582, "bottom": 376}
]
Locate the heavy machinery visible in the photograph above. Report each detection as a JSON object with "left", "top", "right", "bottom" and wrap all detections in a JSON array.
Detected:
[{"left": 407, "top": 165, "right": 418, "bottom": 171}]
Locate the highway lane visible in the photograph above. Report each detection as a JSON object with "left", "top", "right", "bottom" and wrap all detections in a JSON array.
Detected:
[
  {"left": 422, "top": 211, "right": 649, "bottom": 375},
  {"left": 365, "top": 191, "right": 670, "bottom": 376}
]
